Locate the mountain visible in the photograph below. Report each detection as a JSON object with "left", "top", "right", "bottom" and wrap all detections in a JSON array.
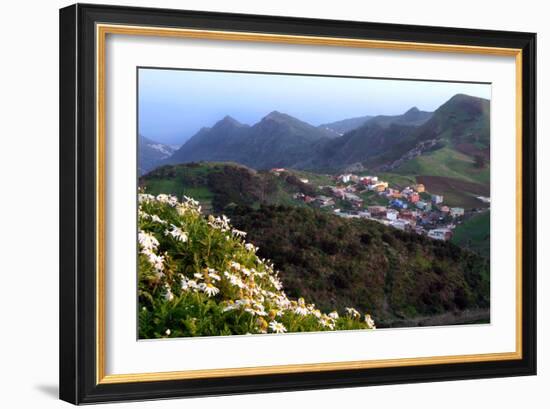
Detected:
[
  {"left": 138, "top": 136, "right": 177, "bottom": 175},
  {"left": 319, "top": 115, "right": 373, "bottom": 135},
  {"left": 166, "top": 111, "right": 334, "bottom": 169},
  {"left": 368, "top": 107, "right": 433, "bottom": 128},
  {"left": 380, "top": 94, "right": 491, "bottom": 183},
  {"left": 168, "top": 116, "right": 250, "bottom": 165},
  {"left": 160, "top": 94, "right": 488, "bottom": 177}
]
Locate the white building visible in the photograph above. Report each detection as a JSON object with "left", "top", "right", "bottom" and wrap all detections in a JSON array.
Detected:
[
  {"left": 386, "top": 209, "right": 399, "bottom": 221},
  {"left": 450, "top": 207, "right": 465, "bottom": 217},
  {"left": 390, "top": 219, "right": 409, "bottom": 231},
  {"left": 427, "top": 228, "right": 452, "bottom": 241}
]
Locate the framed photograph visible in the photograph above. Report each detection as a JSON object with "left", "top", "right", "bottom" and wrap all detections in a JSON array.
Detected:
[{"left": 59, "top": 3, "right": 536, "bottom": 404}]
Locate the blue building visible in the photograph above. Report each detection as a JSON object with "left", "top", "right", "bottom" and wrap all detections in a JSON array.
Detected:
[{"left": 390, "top": 199, "right": 408, "bottom": 209}]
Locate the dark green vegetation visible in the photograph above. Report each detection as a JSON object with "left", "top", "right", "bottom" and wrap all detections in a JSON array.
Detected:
[
  {"left": 140, "top": 162, "right": 318, "bottom": 213},
  {"left": 451, "top": 211, "right": 491, "bottom": 258},
  {"left": 228, "top": 205, "right": 489, "bottom": 327}
]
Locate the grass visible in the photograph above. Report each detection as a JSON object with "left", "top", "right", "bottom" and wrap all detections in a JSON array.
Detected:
[
  {"left": 416, "top": 175, "right": 490, "bottom": 209},
  {"left": 394, "top": 147, "right": 490, "bottom": 185},
  {"left": 283, "top": 169, "right": 334, "bottom": 187},
  {"left": 451, "top": 211, "right": 490, "bottom": 258}
]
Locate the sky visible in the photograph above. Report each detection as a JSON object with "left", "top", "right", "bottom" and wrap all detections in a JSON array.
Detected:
[{"left": 138, "top": 68, "right": 491, "bottom": 146}]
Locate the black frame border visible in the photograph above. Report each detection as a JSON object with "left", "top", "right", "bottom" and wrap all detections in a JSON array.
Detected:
[{"left": 60, "top": 3, "right": 536, "bottom": 404}]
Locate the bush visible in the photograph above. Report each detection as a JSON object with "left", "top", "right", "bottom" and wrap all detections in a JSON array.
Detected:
[{"left": 138, "top": 193, "right": 375, "bottom": 339}]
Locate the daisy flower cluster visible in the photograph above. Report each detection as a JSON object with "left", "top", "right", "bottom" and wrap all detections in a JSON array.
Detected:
[{"left": 137, "top": 193, "right": 375, "bottom": 339}]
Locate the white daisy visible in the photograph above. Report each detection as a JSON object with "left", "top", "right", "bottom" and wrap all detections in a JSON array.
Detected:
[
  {"left": 269, "top": 321, "right": 287, "bottom": 334},
  {"left": 200, "top": 283, "right": 220, "bottom": 297},
  {"left": 364, "top": 314, "right": 376, "bottom": 329},
  {"left": 165, "top": 224, "right": 188, "bottom": 242},
  {"left": 345, "top": 307, "right": 361, "bottom": 319}
]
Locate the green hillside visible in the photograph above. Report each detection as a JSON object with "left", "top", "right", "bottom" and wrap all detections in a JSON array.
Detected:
[
  {"left": 451, "top": 211, "right": 491, "bottom": 258},
  {"left": 228, "top": 205, "right": 490, "bottom": 327},
  {"left": 140, "top": 162, "right": 322, "bottom": 213},
  {"left": 393, "top": 146, "right": 490, "bottom": 185}
]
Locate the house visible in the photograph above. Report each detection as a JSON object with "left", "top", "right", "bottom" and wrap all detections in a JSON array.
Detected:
[
  {"left": 360, "top": 176, "right": 374, "bottom": 185},
  {"left": 330, "top": 187, "right": 345, "bottom": 198},
  {"left": 399, "top": 210, "right": 417, "bottom": 226},
  {"left": 413, "top": 183, "right": 425, "bottom": 193},
  {"left": 358, "top": 211, "right": 371, "bottom": 219},
  {"left": 390, "top": 199, "right": 408, "bottom": 209},
  {"left": 299, "top": 178, "right": 309, "bottom": 184},
  {"left": 338, "top": 212, "right": 360, "bottom": 219},
  {"left": 315, "top": 196, "right": 335, "bottom": 207},
  {"left": 303, "top": 195, "right": 315, "bottom": 204},
  {"left": 338, "top": 174, "right": 353, "bottom": 183},
  {"left": 431, "top": 194, "right": 444, "bottom": 204},
  {"left": 386, "top": 209, "right": 399, "bottom": 221},
  {"left": 401, "top": 187, "right": 414, "bottom": 196},
  {"left": 416, "top": 200, "right": 432, "bottom": 211},
  {"left": 440, "top": 205, "right": 450, "bottom": 213},
  {"left": 343, "top": 192, "right": 363, "bottom": 207},
  {"left": 373, "top": 182, "right": 388, "bottom": 192},
  {"left": 427, "top": 228, "right": 453, "bottom": 241},
  {"left": 391, "top": 219, "right": 409, "bottom": 231},
  {"left": 361, "top": 175, "right": 378, "bottom": 184},
  {"left": 409, "top": 192, "right": 420, "bottom": 203},
  {"left": 368, "top": 206, "right": 387, "bottom": 218},
  {"left": 450, "top": 207, "right": 465, "bottom": 217},
  {"left": 392, "top": 191, "right": 403, "bottom": 199}
]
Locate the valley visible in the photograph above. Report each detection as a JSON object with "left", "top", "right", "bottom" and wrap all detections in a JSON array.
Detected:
[{"left": 138, "top": 92, "right": 491, "bottom": 328}]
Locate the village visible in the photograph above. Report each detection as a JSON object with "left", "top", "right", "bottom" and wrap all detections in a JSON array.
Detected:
[{"left": 274, "top": 169, "right": 477, "bottom": 242}]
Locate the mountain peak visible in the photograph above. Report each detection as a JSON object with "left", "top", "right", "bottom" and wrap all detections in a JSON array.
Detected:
[
  {"left": 263, "top": 111, "right": 288, "bottom": 121},
  {"left": 405, "top": 107, "right": 420, "bottom": 114},
  {"left": 214, "top": 115, "right": 243, "bottom": 128}
]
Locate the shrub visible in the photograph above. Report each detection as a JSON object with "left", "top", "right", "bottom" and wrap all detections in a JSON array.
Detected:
[{"left": 138, "top": 193, "right": 375, "bottom": 339}]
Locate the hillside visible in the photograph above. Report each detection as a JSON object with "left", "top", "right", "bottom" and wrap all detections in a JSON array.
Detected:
[
  {"left": 227, "top": 205, "right": 490, "bottom": 327},
  {"left": 167, "top": 111, "right": 334, "bottom": 170},
  {"left": 368, "top": 107, "right": 433, "bottom": 128},
  {"left": 138, "top": 194, "right": 374, "bottom": 338},
  {"left": 138, "top": 135, "right": 177, "bottom": 175},
  {"left": 319, "top": 114, "right": 373, "bottom": 135},
  {"left": 451, "top": 211, "right": 491, "bottom": 258},
  {"left": 140, "top": 162, "right": 318, "bottom": 213}
]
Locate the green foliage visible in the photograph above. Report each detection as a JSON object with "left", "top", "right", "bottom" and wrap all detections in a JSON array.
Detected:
[
  {"left": 227, "top": 205, "right": 490, "bottom": 327},
  {"left": 140, "top": 163, "right": 315, "bottom": 213},
  {"left": 138, "top": 193, "right": 374, "bottom": 339},
  {"left": 451, "top": 211, "right": 491, "bottom": 258}
]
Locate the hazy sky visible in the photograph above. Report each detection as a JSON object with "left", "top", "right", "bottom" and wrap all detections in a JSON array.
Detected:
[{"left": 138, "top": 68, "right": 491, "bottom": 146}]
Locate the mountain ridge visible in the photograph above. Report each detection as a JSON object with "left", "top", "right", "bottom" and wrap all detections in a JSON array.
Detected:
[{"left": 162, "top": 94, "right": 489, "bottom": 176}]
